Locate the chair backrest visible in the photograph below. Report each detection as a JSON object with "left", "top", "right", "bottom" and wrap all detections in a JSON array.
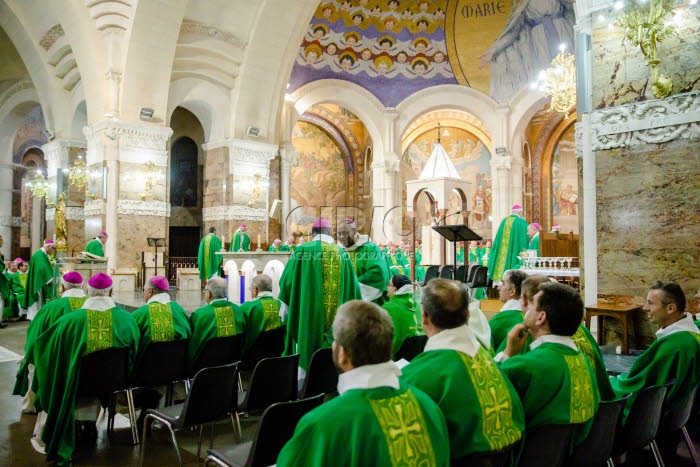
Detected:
[
  {"left": 77, "top": 346, "right": 129, "bottom": 398},
  {"left": 193, "top": 334, "right": 243, "bottom": 374},
  {"left": 619, "top": 383, "right": 670, "bottom": 451},
  {"left": 467, "top": 266, "right": 488, "bottom": 288},
  {"left": 518, "top": 424, "right": 575, "bottom": 467},
  {"left": 422, "top": 265, "right": 440, "bottom": 286},
  {"left": 569, "top": 394, "right": 630, "bottom": 466},
  {"left": 466, "top": 264, "right": 480, "bottom": 283},
  {"left": 439, "top": 265, "right": 454, "bottom": 279},
  {"left": 181, "top": 362, "right": 239, "bottom": 427},
  {"left": 395, "top": 334, "right": 428, "bottom": 362},
  {"left": 246, "top": 394, "right": 325, "bottom": 467},
  {"left": 452, "top": 441, "right": 518, "bottom": 467},
  {"left": 241, "top": 354, "right": 300, "bottom": 413},
  {"left": 131, "top": 339, "right": 189, "bottom": 387},
  {"left": 299, "top": 347, "right": 338, "bottom": 399},
  {"left": 240, "top": 326, "right": 286, "bottom": 372},
  {"left": 663, "top": 384, "right": 697, "bottom": 432},
  {"left": 454, "top": 265, "right": 468, "bottom": 283}
]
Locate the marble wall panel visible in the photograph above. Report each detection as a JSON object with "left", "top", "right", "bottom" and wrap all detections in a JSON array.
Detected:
[
  {"left": 115, "top": 215, "right": 168, "bottom": 271},
  {"left": 203, "top": 146, "right": 228, "bottom": 208},
  {"left": 268, "top": 156, "right": 281, "bottom": 240},
  {"left": 592, "top": 6, "right": 700, "bottom": 108},
  {"left": 66, "top": 219, "right": 85, "bottom": 255},
  {"left": 170, "top": 207, "right": 201, "bottom": 227}
]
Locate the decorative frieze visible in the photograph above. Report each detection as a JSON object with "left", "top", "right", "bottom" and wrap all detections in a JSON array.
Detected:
[
  {"left": 117, "top": 200, "right": 170, "bottom": 217},
  {"left": 39, "top": 24, "right": 64, "bottom": 51},
  {"left": 228, "top": 138, "right": 278, "bottom": 177},
  {"left": 0, "top": 81, "right": 34, "bottom": 112},
  {"left": 83, "top": 120, "right": 173, "bottom": 166},
  {"left": 84, "top": 199, "right": 105, "bottom": 217},
  {"left": 180, "top": 20, "right": 248, "bottom": 48},
  {"left": 591, "top": 91, "right": 700, "bottom": 150},
  {"left": 203, "top": 205, "right": 268, "bottom": 222},
  {"left": 42, "top": 139, "right": 70, "bottom": 176},
  {"left": 575, "top": 122, "right": 584, "bottom": 159}
]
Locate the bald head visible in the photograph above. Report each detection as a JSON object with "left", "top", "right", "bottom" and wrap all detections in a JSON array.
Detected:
[{"left": 421, "top": 278, "right": 469, "bottom": 330}]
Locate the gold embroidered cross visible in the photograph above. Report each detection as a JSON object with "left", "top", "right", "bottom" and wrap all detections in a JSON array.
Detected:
[
  {"left": 387, "top": 404, "right": 423, "bottom": 458},
  {"left": 484, "top": 387, "right": 511, "bottom": 430}
]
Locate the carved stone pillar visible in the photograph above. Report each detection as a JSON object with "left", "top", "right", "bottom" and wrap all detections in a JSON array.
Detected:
[
  {"left": 370, "top": 156, "right": 399, "bottom": 243},
  {"left": 490, "top": 154, "right": 512, "bottom": 237},
  {"left": 279, "top": 143, "right": 297, "bottom": 238},
  {"left": 0, "top": 162, "right": 18, "bottom": 253}
]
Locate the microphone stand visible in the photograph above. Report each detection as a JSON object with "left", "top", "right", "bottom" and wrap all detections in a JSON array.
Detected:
[{"left": 71, "top": 238, "right": 91, "bottom": 257}]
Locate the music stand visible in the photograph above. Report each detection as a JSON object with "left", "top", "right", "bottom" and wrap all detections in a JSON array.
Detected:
[
  {"left": 147, "top": 237, "right": 166, "bottom": 276},
  {"left": 432, "top": 225, "right": 481, "bottom": 280}
]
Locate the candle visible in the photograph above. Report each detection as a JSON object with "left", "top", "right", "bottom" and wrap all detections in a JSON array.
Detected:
[
  {"left": 221, "top": 235, "right": 225, "bottom": 250},
  {"left": 257, "top": 234, "right": 261, "bottom": 247}
]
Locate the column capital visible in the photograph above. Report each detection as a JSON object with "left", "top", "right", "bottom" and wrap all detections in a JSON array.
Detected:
[
  {"left": 490, "top": 154, "right": 512, "bottom": 171},
  {"left": 279, "top": 143, "right": 298, "bottom": 167},
  {"left": 83, "top": 120, "right": 173, "bottom": 165},
  {"left": 228, "top": 138, "right": 278, "bottom": 176},
  {"left": 41, "top": 139, "right": 71, "bottom": 176}
]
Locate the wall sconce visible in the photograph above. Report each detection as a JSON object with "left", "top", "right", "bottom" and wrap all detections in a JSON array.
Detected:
[
  {"left": 617, "top": 0, "right": 676, "bottom": 99},
  {"left": 531, "top": 44, "right": 577, "bottom": 116},
  {"left": 140, "top": 160, "right": 162, "bottom": 200},
  {"left": 26, "top": 171, "right": 49, "bottom": 200}
]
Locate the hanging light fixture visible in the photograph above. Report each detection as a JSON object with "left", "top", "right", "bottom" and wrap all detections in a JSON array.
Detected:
[
  {"left": 68, "top": 154, "right": 90, "bottom": 194},
  {"left": 532, "top": 44, "right": 577, "bottom": 117},
  {"left": 27, "top": 172, "right": 49, "bottom": 200}
]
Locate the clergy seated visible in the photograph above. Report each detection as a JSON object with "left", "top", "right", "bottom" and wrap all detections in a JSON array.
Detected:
[
  {"left": 338, "top": 218, "right": 390, "bottom": 306},
  {"left": 14, "top": 272, "right": 87, "bottom": 414},
  {"left": 187, "top": 277, "right": 247, "bottom": 372},
  {"left": 610, "top": 281, "right": 700, "bottom": 425},
  {"left": 28, "top": 272, "right": 139, "bottom": 466},
  {"left": 277, "top": 300, "right": 450, "bottom": 467},
  {"left": 489, "top": 269, "right": 527, "bottom": 351},
  {"left": 240, "top": 274, "right": 285, "bottom": 356},
  {"left": 382, "top": 274, "right": 421, "bottom": 357},
  {"left": 496, "top": 282, "right": 599, "bottom": 450},
  {"left": 401, "top": 279, "right": 524, "bottom": 462}
]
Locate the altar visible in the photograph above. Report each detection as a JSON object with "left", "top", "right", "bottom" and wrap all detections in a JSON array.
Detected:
[
  {"left": 57, "top": 256, "right": 108, "bottom": 279},
  {"left": 215, "top": 250, "right": 292, "bottom": 304},
  {"left": 215, "top": 251, "right": 291, "bottom": 272}
]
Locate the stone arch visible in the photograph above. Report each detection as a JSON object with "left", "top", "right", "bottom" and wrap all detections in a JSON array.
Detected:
[
  {"left": 540, "top": 114, "right": 577, "bottom": 231},
  {"left": 167, "top": 78, "right": 230, "bottom": 142},
  {"left": 507, "top": 88, "right": 552, "bottom": 153},
  {"left": 70, "top": 101, "right": 88, "bottom": 142}
]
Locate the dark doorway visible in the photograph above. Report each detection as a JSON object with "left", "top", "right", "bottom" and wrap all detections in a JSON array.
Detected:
[{"left": 169, "top": 226, "right": 201, "bottom": 258}]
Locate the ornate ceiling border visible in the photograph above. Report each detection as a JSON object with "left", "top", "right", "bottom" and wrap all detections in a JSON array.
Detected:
[{"left": 117, "top": 200, "right": 170, "bottom": 217}]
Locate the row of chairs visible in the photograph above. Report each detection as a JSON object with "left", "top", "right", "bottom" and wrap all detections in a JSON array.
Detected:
[{"left": 421, "top": 264, "right": 489, "bottom": 289}]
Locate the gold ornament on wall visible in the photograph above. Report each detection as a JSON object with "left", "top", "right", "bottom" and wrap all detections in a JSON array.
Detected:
[
  {"left": 140, "top": 160, "right": 162, "bottom": 200},
  {"left": 247, "top": 173, "right": 267, "bottom": 208},
  {"left": 27, "top": 172, "right": 49, "bottom": 200},
  {"left": 68, "top": 155, "right": 89, "bottom": 194},
  {"left": 533, "top": 46, "right": 577, "bottom": 117},
  {"left": 617, "top": 0, "right": 676, "bottom": 99}
]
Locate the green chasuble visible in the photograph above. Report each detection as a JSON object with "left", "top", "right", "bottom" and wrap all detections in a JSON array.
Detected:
[
  {"left": 187, "top": 299, "right": 247, "bottom": 370},
  {"left": 3, "top": 271, "right": 23, "bottom": 319},
  {"left": 489, "top": 310, "right": 524, "bottom": 352},
  {"left": 29, "top": 306, "right": 139, "bottom": 466},
  {"left": 267, "top": 245, "right": 278, "bottom": 252},
  {"left": 696, "top": 319, "right": 700, "bottom": 330},
  {"left": 84, "top": 238, "right": 104, "bottom": 257},
  {"left": 345, "top": 236, "right": 390, "bottom": 306},
  {"left": 198, "top": 233, "right": 223, "bottom": 280},
  {"left": 230, "top": 230, "right": 251, "bottom": 252},
  {"left": 387, "top": 251, "right": 410, "bottom": 276},
  {"left": 279, "top": 244, "right": 291, "bottom": 252},
  {"left": 610, "top": 324, "right": 700, "bottom": 424},
  {"left": 13, "top": 293, "right": 87, "bottom": 396},
  {"left": 22, "top": 248, "right": 55, "bottom": 308},
  {"left": 241, "top": 295, "right": 283, "bottom": 355},
  {"left": 402, "top": 348, "right": 524, "bottom": 459},
  {"left": 571, "top": 325, "right": 615, "bottom": 401},
  {"left": 499, "top": 342, "right": 599, "bottom": 448},
  {"left": 277, "top": 383, "right": 450, "bottom": 467},
  {"left": 468, "top": 247, "right": 478, "bottom": 263},
  {"left": 487, "top": 214, "right": 529, "bottom": 283},
  {"left": 456, "top": 247, "right": 464, "bottom": 265},
  {"left": 527, "top": 234, "right": 540, "bottom": 256},
  {"left": 278, "top": 239, "right": 361, "bottom": 370},
  {"left": 381, "top": 293, "right": 420, "bottom": 357},
  {"left": 414, "top": 248, "right": 425, "bottom": 282},
  {"left": 132, "top": 299, "right": 192, "bottom": 368},
  {"left": 0, "top": 256, "right": 9, "bottom": 317}
]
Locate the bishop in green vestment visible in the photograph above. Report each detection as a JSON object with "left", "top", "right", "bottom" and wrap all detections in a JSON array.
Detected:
[
  {"left": 267, "top": 238, "right": 282, "bottom": 251},
  {"left": 277, "top": 301, "right": 450, "bottom": 467},
  {"left": 401, "top": 279, "right": 524, "bottom": 461},
  {"left": 241, "top": 274, "right": 284, "bottom": 355},
  {"left": 84, "top": 231, "right": 107, "bottom": 257},
  {"left": 337, "top": 219, "right": 389, "bottom": 305},
  {"left": 2, "top": 258, "right": 22, "bottom": 321},
  {"left": 278, "top": 218, "right": 361, "bottom": 371},
  {"left": 496, "top": 282, "right": 599, "bottom": 449},
  {"left": 29, "top": 273, "right": 139, "bottom": 466},
  {"left": 610, "top": 282, "right": 700, "bottom": 423},
  {"left": 386, "top": 245, "right": 410, "bottom": 276},
  {"left": 132, "top": 276, "right": 191, "bottom": 368},
  {"left": 280, "top": 236, "right": 294, "bottom": 252},
  {"left": 198, "top": 226, "right": 223, "bottom": 280},
  {"left": 230, "top": 224, "right": 251, "bottom": 252},
  {"left": 527, "top": 223, "right": 541, "bottom": 256},
  {"left": 14, "top": 272, "right": 87, "bottom": 413},
  {"left": 23, "top": 240, "right": 57, "bottom": 319},
  {"left": 414, "top": 243, "right": 426, "bottom": 282},
  {"left": 487, "top": 205, "right": 529, "bottom": 283},
  {"left": 382, "top": 274, "right": 420, "bottom": 356},
  {"left": 187, "top": 277, "right": 247, "bottom": 371}
]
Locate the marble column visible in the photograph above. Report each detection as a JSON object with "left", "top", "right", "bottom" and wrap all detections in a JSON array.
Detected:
[
  {"left": 0, "top": 163, "right": 15, "bottom": 251},
  {"left": 279, "top": 143, "right": 297, "bottom": 238},
  {"left": 490, "top": 154, "right": 512, "bottom": 237}
]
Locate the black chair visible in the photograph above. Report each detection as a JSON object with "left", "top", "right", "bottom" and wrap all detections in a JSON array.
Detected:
[
  {"left": 466, "top": 264, "right": 480, "bottom": 283},
  {"left": 660, "top": 385, "right": 699, "bottom": 466},
  {"left": 452, "top": 442, "right": 519, "bottom": 467},
  {"left": 394, "top": 334, "right": 428, "bottom": 362},
  {"left": 610, "top": 383, "right": 672, "bottom": 467},
  {"left": 235, "top": 354, "right": 300, "bottom": 437},
  {"left": 77, "top": 346, "right": 138, "bottom": 445},
  {"left": 107, "top": 339, "right": 190, "bottom": 433},
  {"left": 422, "top": 265, "right": 440, "bottom": 286},
  {"left": 240, "top": 326, "right": 285, "bottom": 372},
  {"left": 454, "top": 265, "right": 468, "bottom": 283},
  {"left": 205, "top": 394, "right": 325, "bottom": 467},
  {"left": 569, "top": 394, "right": 630, "bottom": 467},
  {"left": 467, "top": 265, "right": 488, "bottom": 289},
  {"left": 192, "top": 334, "right": 244, "bottom": 375},
  {"left": 439, "top": 265, "right": 454, "bottom": 279},
  {"left": 139, "top": 362, "right": 239, "bottom": 466},
  {"left": 518, "top": 424, "right": 576, "bottom": 467},
  {"left": 299, "top": 347, "right": 338, "bottom": 399}
]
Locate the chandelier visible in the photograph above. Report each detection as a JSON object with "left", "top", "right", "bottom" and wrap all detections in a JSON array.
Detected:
[
  {"left": 68, "top": 155, "right": 89, "bottom": 194},
  {"left": 26, "top": 172, "right": 49, "bottom": 200},
  {"left": 533, "top": 46, "right": 577, "bottom": 117}
]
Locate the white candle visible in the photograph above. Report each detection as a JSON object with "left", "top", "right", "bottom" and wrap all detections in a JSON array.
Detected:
[{"left": 257, "top": 234, "right": 261, "bottom": 246}]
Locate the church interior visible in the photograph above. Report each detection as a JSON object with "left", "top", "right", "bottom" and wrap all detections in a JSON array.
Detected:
[{"left": 0, "top": 0, "right": 698, "bottom": 465}]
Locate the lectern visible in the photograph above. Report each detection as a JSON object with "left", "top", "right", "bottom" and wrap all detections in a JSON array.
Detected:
[
  {"left": 147, "top": 237, "right": 166, "bottom": 276},
  {"left": 432, "top": 225, "right": 481, "bottom": 280}
]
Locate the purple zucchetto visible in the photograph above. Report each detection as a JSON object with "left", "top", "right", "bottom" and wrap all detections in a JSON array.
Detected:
[
  {"left": 62, "top": 271, "right": 83, "bottom": 284},
  {"left": 511, "top": 204, "right": 523, "bottom": 211},
  {"left": 531, "top": 222, "right": 541, "bottom": 231},
  {"left": 150, "top": 275, "right": 170, "bottom": 292},
  {"left": 44, "top": 239, "right": 55, "bottom": 245},
  {"left": 14, "top": 258, "right": 24, "bottom": 264},
  {"left": 98, "top": 231, "right": 108, "bottom": 237},
  {"left": 88, "top": 272, "right": 113, "bottom": 289},
  {"left": 313, "top": 217, "right": 331, "bottom": 228}
]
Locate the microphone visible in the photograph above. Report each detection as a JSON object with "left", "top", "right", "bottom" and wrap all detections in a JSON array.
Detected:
[
  {"left": 71, "top": 238, "right": 90, "bottom": 257},
  {"left": 435, "top": 210, "right": 464, "bottom": 226}
]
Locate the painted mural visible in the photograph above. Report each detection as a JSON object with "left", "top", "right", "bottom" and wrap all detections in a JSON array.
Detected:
[
  {"left": 290, "top": 121, "right": 348, "bottom": 230},
  {"left": 402, "top": 125, "right": 492, "bottom": 238},
  {"left": 289, "top": 0, "right": 457, "bottom": 107},
  {"left": 551, "top": 123, "right": 578, "bottom": 234},
  {"left": 12, "top": 105, "right": 46, "bottom": 163}
]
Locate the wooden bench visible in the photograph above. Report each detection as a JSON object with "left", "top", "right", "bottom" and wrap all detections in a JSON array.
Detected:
[{"left": 584, "top": 300, "right": 642, "bottom": 355}]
